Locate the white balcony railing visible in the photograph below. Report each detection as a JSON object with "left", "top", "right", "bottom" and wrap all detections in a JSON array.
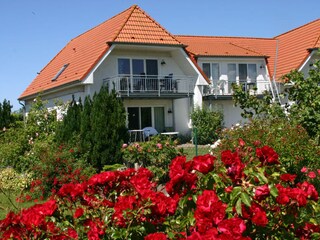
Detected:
[
  {"left": 103, "top": 74, "right": 196, "bottom": 96},
  {"left": 203, "top": 79, "right": 272, "bottom": 96}
]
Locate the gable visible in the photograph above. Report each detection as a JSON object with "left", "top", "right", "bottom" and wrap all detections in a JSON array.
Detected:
[{"left": 19, "top": 5, "right": 183, "bottom": 100}]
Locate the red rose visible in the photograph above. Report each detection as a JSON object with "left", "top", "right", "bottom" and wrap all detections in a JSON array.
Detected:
[
  {"left": 144, "top": 232, "right": 167, "bottom": 240},
  {"left": 297, "top": 181, "right": 319, "bottom": 201},
  {"left": 74, "top": 207, "right": 84, "bottom": 219},
  {"left": 193, "top": 154, "right": 215, "bottom": 174},
  {"left": 280, "top": 173, "right": 296, "bottom": 182},
  {"left": 307, "top": 171, "right": 316, "bottom": 179},
  {"left": 256, "top": 146, "right": 279, "bottom": 165},
  {"left": 239, "top": 138, "right": 246, "bottom": 147},
  {"left": 67, "top": 228, "right": 78, "bottom": 239},
  {"left": 195, "top": 190, "right": 226, "bottom": 233},
  {"left": 218, "top": 217, "right": 246, "bottom": 237},
  {"left": 224, "top": 186, "right": 233, "bottom": 193},
  {"left": 221, "top": 150, "right": 241, "bottom": 167},
  {"left": 254, "top": 184, "right": 270, "bottom": 201},
  {"left": 226, "top": 161, "right": 245, "bottom": 183},
  {"left": 250, "top": 203, "right": 268, "bottom": 227}
]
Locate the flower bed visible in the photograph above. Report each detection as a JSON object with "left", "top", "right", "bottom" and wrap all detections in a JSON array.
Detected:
[{"left": 0, "top": 141, "right": 319, "bottom": 239}]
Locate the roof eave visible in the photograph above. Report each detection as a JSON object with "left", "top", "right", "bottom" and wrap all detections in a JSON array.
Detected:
[
  {"left": 19, "top": 79, "right": 82, "bottom": 101},
  {"left": 196, "top": 55, "right": 269, "bottom": 58}
]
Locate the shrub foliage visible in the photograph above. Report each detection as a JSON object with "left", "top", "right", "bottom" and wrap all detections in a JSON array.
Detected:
[
  {"left": 191, "top": 107, "right": 223, "bottom": 145},
  {"left": 0, "top": 143, "right": 319, "bottom": 239}
]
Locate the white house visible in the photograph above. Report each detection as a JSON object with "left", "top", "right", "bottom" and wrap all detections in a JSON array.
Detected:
[{"left": 19, "top": 5, "right": 320, "bottom": 134}]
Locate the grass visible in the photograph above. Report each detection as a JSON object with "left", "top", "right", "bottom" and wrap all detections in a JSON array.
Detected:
[
  {"left": 0, "top": 190, "right": 36, "bottom": 220},
  {"left": 178, "top": 144, "right": 211, "bottom": 160}
]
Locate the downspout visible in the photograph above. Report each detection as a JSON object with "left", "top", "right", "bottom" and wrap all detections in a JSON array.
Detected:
[
  {"left": 18, "top": 100, "right": 26, "bottom": 124},
  {"left": 272, "top": 39, "right": 281, "bottom": 104}
]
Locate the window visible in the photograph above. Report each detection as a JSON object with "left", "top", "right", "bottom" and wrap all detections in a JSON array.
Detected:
[
  {"left": 239, "top": 64, "right": 247, "bottom": 81},
  {"left": 52, "top": 63, "right": 69, "bottom": 81},
  {"left": 118, "top": 59, "right": 130, "bottom": 75},
  {"left": 118, "top": 58, "right": 158, "bottom": 76},
  {"left": 202, "top": 63, "right": 219, "bottom": 81},
  {"left": 227, "top": 64, "right": 236, "bottom": 82},
  {"left": 227, "top": 64, "right": 236, "bottom": 94},
  {"left": 248, "top": 64, "right": 257, "bottom": 82},
  {"left": 202, "top": 63, "right": 211, "bottom": 79},
  {"left": 238, "top": 64, "right": 257, "bottom": 82},
  {"left": 211, "top": 63, "right": 220, "bottom": 81}
]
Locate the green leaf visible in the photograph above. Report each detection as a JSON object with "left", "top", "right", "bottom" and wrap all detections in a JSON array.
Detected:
[
  {"left": 240, "top": 192, "right": 251, "bottom": 207},
  {"left": 269, "top": 184, "right": 278, "bottom": 197},
  {"left": 235, "top": 198, "right": 242, "bottom": 216},
  {"left": 230, "top": 186, "right": 242, "bottom": 204},
  {"left": 252, "top": 171, "right": 268, "bottom": 184}
]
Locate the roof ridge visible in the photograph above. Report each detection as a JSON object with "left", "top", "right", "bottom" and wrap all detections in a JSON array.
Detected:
[
  {"left": 175, "top": 34, "right": 274, "bottom": 41},
  {"left": 134, "top": 6, "right": 183, "bottom": 45},
  {"left": 110, "top": 5, "right": 137, "bottom": 42},
  {"left": 274, "top": 18, "right": 320, "bottom": 39},
  {"left": 228, "top": 42, "right": 266, "bottom": 56}
]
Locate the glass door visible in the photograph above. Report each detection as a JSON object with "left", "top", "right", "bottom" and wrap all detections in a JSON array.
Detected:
[
  {"left": 141, "top": 107, "right": 152, "bottom": 129},
  {"left": 154, "top": 107, "right": 165, "bottom": 132},
  {"left": 128, "top": 107, "right": 140, "bottom": 130},
  {"left": 146, "top": 59, "right": 158, "bottom": 90}
]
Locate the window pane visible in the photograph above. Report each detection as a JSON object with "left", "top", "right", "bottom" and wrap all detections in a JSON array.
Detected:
[
  {"left": 212, "top": 63, "right": 219, "bottom": 80},
  {"left": 128, "top": 107, "right": 140, "bottom": 130},
  {"left": 227, "top": 64, "right": 236, "bottom": 82},
  {"left": 132, "top": 59, "right": 144, "bottom": 75},
  {"left": 146, "top": 59, "right": 158, "bottom": 76},
  {"left": 239, "top": 64, "right": 247, "bottom": 81},
  {"left": 118, "top": 58, "right": 130, "bottom": 75},
  {"left": 202, "top": 63, "right": 211, "bottom": 79},
  {"left": 248, "top": 64, "right": 257, "bottom": 82},
  {"left": 141, "top": 107, "right": 152, "bottom": 129}
]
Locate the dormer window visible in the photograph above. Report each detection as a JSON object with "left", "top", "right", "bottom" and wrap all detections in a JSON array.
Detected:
[{"left": 52, "top": 64, "right": 69, "bottom": 81}]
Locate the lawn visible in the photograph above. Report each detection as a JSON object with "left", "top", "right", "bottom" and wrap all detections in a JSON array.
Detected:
[
  {"left": 0, "top": 190, "right": 36, "bottom": 220},
  {"left": 178, "top": 144, "right": 211, "bottom": 160}
]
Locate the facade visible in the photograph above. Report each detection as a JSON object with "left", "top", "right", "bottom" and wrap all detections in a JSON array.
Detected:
[{"left": 19, "top": 5, "right": 320, "bottom": 134}]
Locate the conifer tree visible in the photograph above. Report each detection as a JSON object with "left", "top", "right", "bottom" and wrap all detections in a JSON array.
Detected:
[
  {"left": 90, "top": 86, "right": 128, "bottom": 170},
  {"left": 56, "top": 96, "right": 82, "bottom": 144},
  {"left": 80, "top": 95, "right": 93, "bottom": 162},
  {"left": 0, "top": 99, "right": 13, "bottom": 129}
]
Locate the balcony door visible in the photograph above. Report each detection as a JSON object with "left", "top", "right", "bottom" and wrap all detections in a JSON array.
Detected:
[{"left": 118, "top": 59, "right": 158, "bottom": 91}]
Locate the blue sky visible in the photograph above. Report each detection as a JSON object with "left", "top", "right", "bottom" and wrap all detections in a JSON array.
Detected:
[{"left": 1, "top": 0, "right": 319, "bottom": 111}]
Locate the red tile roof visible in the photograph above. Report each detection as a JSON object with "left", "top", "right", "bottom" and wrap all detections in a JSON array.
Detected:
[
  {"left": 274, "top": 19, "right": 320, "bottom": 79},
  {"left": 20, "top": 5, "right": 320, "bottom": 99},
  {"left": 19, "top": 5, "right": 183, "bottom": 99},
  {"left": 176, "top": 35, "right": 278, "bottom": 77}
]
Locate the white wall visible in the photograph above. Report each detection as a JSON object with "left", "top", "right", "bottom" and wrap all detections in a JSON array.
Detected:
[
  {"left": 24, "top": 85, "right": 85, "bottom": 113},
  {"left": 204, "top": 99, "right": 247, "bottom": 128},
  {"left": 173, "top": 97, "right": 192, "bottom": 135}
]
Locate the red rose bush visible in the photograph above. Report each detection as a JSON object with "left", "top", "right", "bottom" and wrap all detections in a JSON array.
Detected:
[{"left": 1, "top": 142, "right": 319, "bottom": 239}]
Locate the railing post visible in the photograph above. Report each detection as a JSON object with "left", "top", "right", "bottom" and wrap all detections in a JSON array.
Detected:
[{"left": 158, "top": 77, "right": 161, "bottom": 96}]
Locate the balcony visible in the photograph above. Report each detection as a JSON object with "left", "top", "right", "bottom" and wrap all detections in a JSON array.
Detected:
[
  {"left": 203, "top": 79, "right": 271, "bottom": 97},
  {"left": 103, "top": 74, "right": 196, "bottom": 98}
]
